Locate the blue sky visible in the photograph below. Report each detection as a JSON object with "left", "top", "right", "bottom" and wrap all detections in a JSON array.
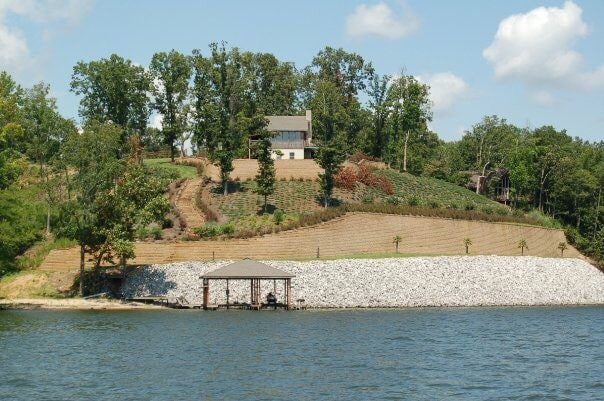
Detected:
[{"left": 1, "top": 0, "right": 602, "bottom": 141}]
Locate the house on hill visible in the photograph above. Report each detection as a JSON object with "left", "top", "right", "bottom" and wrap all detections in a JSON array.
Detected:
[{"left": 249, "top": 110, "right": 316, "bottom": 160}]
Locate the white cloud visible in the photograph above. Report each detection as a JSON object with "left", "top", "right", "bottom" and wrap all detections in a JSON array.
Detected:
[
  {"left": 0, "top": 0, "right": 93, "bottom": 23},
  {"left": 0, "top": 0, "right": 93, "bottom": 77},
  {"left": 483, "top": 1, "right": 604, "bottom": 93},
  {"left": 0, "top": 24, "right": 30, "bottom": 73},
  {"left": 418, "top": 72, "right": 469, "bottom": 112},
  {"left": 346, "top": 1, "right": 419, "bottom": 39}
]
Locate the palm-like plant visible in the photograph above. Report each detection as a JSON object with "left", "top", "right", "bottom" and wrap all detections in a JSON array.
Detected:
[
  {"left": 518, "top": 239, "right": 528, "bottom": 255},
  {"left": 557, "top": 241, "right": 568, "bottom": 257},
  {"left": 463, "top": 238, "right": 472, "bottom": 254},
  {"left": 393, "top": 235, "right": 402, "bottom": 253}
]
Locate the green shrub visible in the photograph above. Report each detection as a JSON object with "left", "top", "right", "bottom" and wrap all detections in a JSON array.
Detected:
[
  {"left": 495, "top": 208, "right": 508, "bottom": 216},
  {"left": 407, "top": 196, "right": 420, "bottom": 207},
  {"left": 150, "top": 225, "right": 163, "bottom": 240},
  {"left": 273, "top": 209, "right": 285, "bottom": 225},
  {"left": 136, "top": 226, "right": 150, "bottom": 240},
  {"left": 464, "top": 203, "right": 476, "bottom": 211},
  {"left": 361, "top": 193, "right": 375, "bottom": 204},
  {"left": 527, "top": 209, "right": 562, "bottom": 228},
  {"left": 482, "top": 206, "right": 494, "bottom": 215},
  {"left": 428, "top": 200, "right": 440, "bottom": 209},
  {"left": 385, "top": 196, "right": 402, "bottom": 205},
  {"left": 221, "top": 224, "right": 235, "bottom": 235},
  {"left": 193, "top": 223, "right": 221, "bottom": 238}
]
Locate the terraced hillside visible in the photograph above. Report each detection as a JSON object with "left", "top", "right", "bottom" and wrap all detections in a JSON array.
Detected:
[
  {"left": 204, "top": 169, "right": 505, "bottom": 223},
  {"left": 39, "top": 213, "right": 580, "bottom": 271}
]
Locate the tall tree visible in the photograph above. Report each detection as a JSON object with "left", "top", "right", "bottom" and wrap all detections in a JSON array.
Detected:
[
  {"left": 71, "top": 54, "right": 151, "bottom": 149},
  {"left": 241, "top": 52, "right": 298, "bottom": 115},
  {"left": 310, "top": 80, "right": 348, "bottom": 207},
  {"left": 59, "top": 121, "right": 124, "bottom": 294},
  {"left": 385, "top": 74, "right": 432, "bottom": 172},
  {"left": 0, "top": 72, "right": 26, "bottom": 189},
  {"left": 367, "top": 74, "right": 390, "bottom": 158},
  {"left": 302, "top": 47, "right": 374, "bottom": 151},
  {"left": 22, "top": 83, "right": 76, "bottom": 233},
  {"left": 253, "top": 117, "right": 276, "bottom": 213},
  {"left": 149, "top": 50, "right": 192, "bottom": 162},
  {"left": 530, "top": 126, "right": 572, "bottom": 212},
  {"left": 191, "top": 43, "right": 247, "bottom": 195}
]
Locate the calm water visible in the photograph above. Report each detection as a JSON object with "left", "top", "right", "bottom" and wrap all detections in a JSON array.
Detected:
[{"left": 1, "top": 307, "right": 603, "bottom": 401}]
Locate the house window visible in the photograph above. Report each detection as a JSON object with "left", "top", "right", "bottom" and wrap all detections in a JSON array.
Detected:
[{"left": 289, "top": 152, "right": 295, "bottom": 159}]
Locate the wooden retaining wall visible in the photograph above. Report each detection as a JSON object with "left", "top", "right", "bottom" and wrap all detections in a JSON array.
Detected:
[{"left": 39, "top": 213, "right": 580, "bottom": 272}]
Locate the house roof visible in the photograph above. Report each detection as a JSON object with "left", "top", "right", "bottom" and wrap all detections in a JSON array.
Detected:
[
  {"left": 267, "top": 115, "right": 309, "bottom": 132},
  {"left": 201, "top": 259, "right": 295, "bottom": 279}
]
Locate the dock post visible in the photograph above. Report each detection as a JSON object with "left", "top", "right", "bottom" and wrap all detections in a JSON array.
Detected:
[{"left": 202, "top": 278, "right": 209, "bottom": 310}]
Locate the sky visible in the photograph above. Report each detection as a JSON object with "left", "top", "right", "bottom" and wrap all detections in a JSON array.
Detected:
[{"left": 0, "top": 0, "right": 603, "bottom": 142}]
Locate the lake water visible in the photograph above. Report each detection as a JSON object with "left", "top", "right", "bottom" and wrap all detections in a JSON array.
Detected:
[{"left": 1, "top": 307, "right": 603, "bottom": 401}]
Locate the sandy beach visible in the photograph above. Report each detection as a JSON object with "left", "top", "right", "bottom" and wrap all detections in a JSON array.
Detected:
[{"left": 0, "top": 298, "right": 165, "bottom": 310}]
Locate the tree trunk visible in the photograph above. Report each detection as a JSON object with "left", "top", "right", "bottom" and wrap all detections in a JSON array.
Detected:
[
  {"left": 79, "top": 244, "right": 85, "bottom": 297},
  {"left": 120, "top": 255, "right": 126, "bottom": 277},
  {"left": 594, "top": 187, "right": 601, "bottom": 241},
  {"left": 223, "top": 179, "right": 228, "bottom": 196},
  {"left": 403, "top": 131, "right": 410, "bottom": 172},
  {"left": 171, "top": 143, "right": 175, "bottom": 163},
  {"left": 264, "top": 194, "right": 268, "bottom": 214},
  {"left": 46, "top": 204, "right": 51, "bottom": 236}
]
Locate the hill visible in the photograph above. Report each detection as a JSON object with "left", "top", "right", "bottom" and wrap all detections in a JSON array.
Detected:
[{"left": 191, "top": 161, "right": 511, "bottom": 234}]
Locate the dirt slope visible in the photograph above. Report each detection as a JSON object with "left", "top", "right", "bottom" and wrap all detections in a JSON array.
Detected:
[{"left": 39, "top": 213, "right": 579, "bottom": 272}]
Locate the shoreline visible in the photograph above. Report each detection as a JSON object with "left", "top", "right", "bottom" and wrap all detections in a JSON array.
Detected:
[
  {"left": 2, "top": 298, "right": 603, "bottom": 311},
  {"left": 0, "top": 298, "right": 166, "bottom": 311}
]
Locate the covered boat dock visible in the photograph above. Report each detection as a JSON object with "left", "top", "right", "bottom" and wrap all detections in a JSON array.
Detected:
[{"left": 201, "top": 259, "right": 295, "bottom": 310}]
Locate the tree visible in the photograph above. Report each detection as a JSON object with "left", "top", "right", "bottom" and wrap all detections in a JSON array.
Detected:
[
  {"left": 367, "top": 74, "right": 390, "bottom": 158},
  {"left": 557, "top": 241, "right": 568, "bottom": 257},
  {"left": 71, "top": 54, "right": 151, "bottom": 149},
  {"left": 191, "top": 43, "right": 247, "bottom": 195},
  {"left": 0, "top": 72, "right": 26, "bottom": 189},
  {"left": 149, "top": 50, "right": 192, "bottom": 162},
  {"left": 310, "top": 80, "right": 348, "bottom": 207},
  {"left": 302, "top": 47, "right": 374, "bottom": 151},
  {"left": 518, "top": 239, "right": 528, "bottom": 256},
  {"left": 93, "top": 162, "right": 170, "bottom": 271},
  {"left": 240, "top": 52, "right": 298, "bottom": 115},
  {"left": 464, "top": 238, "right": 472, "bottom": 254},
  {"left": 393, "top": 235, "right": 402, "bottom": 253},
  {"left": 59, "top": 121, "right": 124, "bottom": 295},
  {"left": 22, "top": 83, "right": 75, "bottom": 234},
  {"left": 385, "top": 74, "right": 432, "bottom": 171},
  {"left": 253, "top": 117, "right": 275, "bottom": 213},
  {"left": 530, "top": 126, "right": 572, "bottom": 212}
]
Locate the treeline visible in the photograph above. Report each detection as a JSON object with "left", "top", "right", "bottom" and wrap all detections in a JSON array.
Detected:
[{"left": 0, "top": 43, "right": 602, "bottom": 276}]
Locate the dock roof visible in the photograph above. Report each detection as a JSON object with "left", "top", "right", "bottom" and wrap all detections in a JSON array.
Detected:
[{"left": 201, "top": 259, "right": 295, "bottom": 279}]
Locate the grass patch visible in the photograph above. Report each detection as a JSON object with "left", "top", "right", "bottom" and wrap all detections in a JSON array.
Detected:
[
  {"left": 527, "top": 209, "right": 563, "bottom": 229},
  {"left": 284, "top": 252, "right": 457, "bottom": 261},
  {"left": 143, "top": 158, "right": 197, "bottom": 179},
  {"left": 15, "top": 237, "right": 77, "bottom": 270}
]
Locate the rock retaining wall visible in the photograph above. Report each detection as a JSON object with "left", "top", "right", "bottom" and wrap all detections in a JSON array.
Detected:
[{"left": 122, "top": 256, "right": 604, "bottom": 308}]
